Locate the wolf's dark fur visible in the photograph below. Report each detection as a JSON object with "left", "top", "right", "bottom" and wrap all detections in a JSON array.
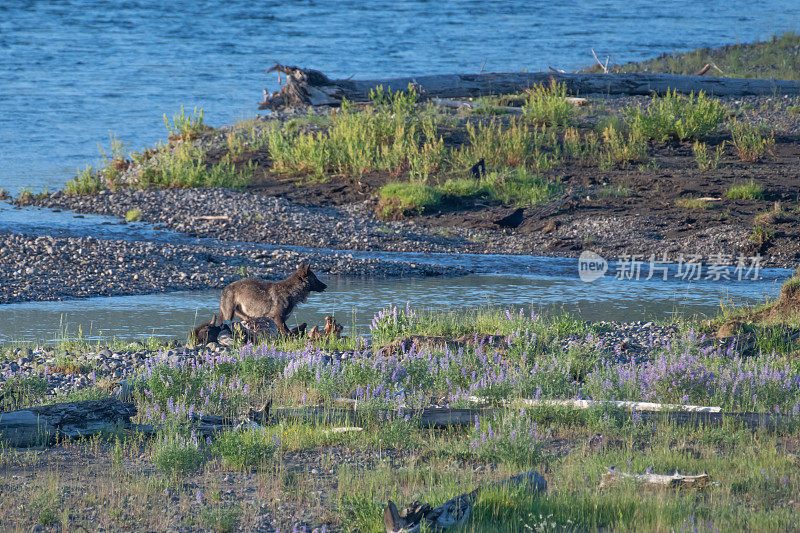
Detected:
[
  {"left": 192, "top": 314, "right": 221, "bottom": 344},
  {"left": 219, "top": 264, "right": 327, "bottom": 334}
]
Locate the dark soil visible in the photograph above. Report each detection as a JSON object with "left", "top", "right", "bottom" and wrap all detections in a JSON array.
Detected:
[{"left": 243, "top": 131, "right": 800, "bottom": 268}]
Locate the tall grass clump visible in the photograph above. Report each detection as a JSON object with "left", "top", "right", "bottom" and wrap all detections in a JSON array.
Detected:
[
  {"left": 626, "top": 89, "right": 727, "bottom": 142},
  {"left": 453, "top": 119, "right": 559, "bottom": 171},
  {"left": 211, "top": 429, "right": 277, "bottom": 471},
  {"left": 139, "top": 143, "right": 255, "bottom": 189},
  {"left": 65, "top": 165, "right": 105, "bottom": 195},
  {"left": 440, "top": 167, "right": 562, "bottom": 206},
  {"left": 729, "top": 120, "right": 775, "bottom": 161},
  {"left": 268, "top": 86, "right": 443, "bottom": 180},
  {"left": 726, "top": 179, "right": 765, "bottom": 200},
  {"left": 164, "top": 106, "right": 206, "bottom": 140},
  {"left": 378, "top": 181, "right": 442, "bottom": 217},
  {"left": 692, "top": 140, "right": 725, "bottom": 170},
  {"left": 152, "top": 433, "right": 205, "bottom": 477},
  {"left": 522, "top": 80, "right": 575, "bottom": 128},
  {"left": 598, "top": 123, "right": 647, "bottom": 169}
]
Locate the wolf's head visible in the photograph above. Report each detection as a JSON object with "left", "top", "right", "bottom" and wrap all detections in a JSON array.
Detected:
[{"left": 297, "top": 263, "right": 327, "bottom": 293}]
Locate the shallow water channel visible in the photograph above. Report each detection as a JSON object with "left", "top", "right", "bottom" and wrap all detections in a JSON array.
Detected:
[
  {"left": 1, "top": 203, "right": 793, "bottom": 342},
  {"left": 1, "top": 258, "right": 791, "bottom": 343}
]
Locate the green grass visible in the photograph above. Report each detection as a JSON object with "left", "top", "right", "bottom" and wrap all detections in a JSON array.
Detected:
[
  {"left": 164, "top": 106, "right": 206, "bottom": 140},
  {"left": 611, "top": 31, "right": 800, "bottom": 81},
  {"left": 522, "top": 80, "right": 575, "bottom": 128},
  {"left": 378, "top": 181, "right": 442, "bottom": 216},
  {"left": 3, "top": 299, "right": 800, "bottom": 531},
  {"left": 124, "top": 208, "right": 143, "bottom": 222},
  {"left": 626, "top": 89, "right": 728, "bottom": 142},
  {"left": 379, "top": 167, "right": 562, "bottom": 217},
  {"left": 267, "top": 86, "right": 443, "bottom": 180},
  {"left": 692, "top": 140, "right": 725, "bottom": 170},
  {"left": 65, "top": 165, "right": 105, "bottom": 195},
  {"left": 597, "top": 123, "right": 647, "bottom": 169},
  {"left": 729, "top": 120, "right": 775, "bottom": 162},
  {"left": 675, "top": 197, "right": 712, "bottom": 209},
  {"left": 726, "top": 179, "right": 765, "bottom": 200},
  {"left": 138, "top": 143, "right": 255, "bottom": 189}
]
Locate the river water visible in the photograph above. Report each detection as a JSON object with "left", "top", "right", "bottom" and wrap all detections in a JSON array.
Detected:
[
  {"left": 0, "top": 203, "right": 792, "bottom": 341},
  {"left": 2, "top": 1, "right": 799, "bottom": 195},
  {"left": 1, "top": 2, "right": 798, "bottom": 340}
]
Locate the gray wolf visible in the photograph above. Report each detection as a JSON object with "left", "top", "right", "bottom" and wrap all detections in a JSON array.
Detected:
[{"left": 218, "top": 264, "right": 327, "bottom": 334}]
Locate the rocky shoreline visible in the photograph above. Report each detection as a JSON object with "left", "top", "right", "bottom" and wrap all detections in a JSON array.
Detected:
[
  {"left": 25, "top": 185, "right": 799, "bottom": 269},
  {"left": 0, "top": 229, "right": 459, "bottom": 305}
]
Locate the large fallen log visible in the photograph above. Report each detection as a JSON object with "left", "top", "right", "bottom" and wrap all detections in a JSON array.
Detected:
[
  {"left": 600, "top": 467, "right": 710, "bottom": 490},
  {"left": 384, "top": 469, "right": 546, "bottom": 533},
  {"left": 0, "top": 398, "right": 137, "bottom": 447},
  {"left": 259, "top": 65, "right": 800, "bottom": 109}
]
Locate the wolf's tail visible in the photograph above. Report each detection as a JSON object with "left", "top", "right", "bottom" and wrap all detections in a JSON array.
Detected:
[{"left": 219, "top": 287, "right": 236, "bottom": 322}]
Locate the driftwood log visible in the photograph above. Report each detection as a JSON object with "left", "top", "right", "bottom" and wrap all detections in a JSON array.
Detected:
[
  {"left": 384, "top": 469, "right": 546, "bottom": 533},
  {"left": 600, "top": 467, "right": 710, "bottom": 490},
  {"left": 259, "top": 65, "right": 800, "bottom": 109},
  {"left": 0, "top": 398, "right": 136, "bottom": 447}
]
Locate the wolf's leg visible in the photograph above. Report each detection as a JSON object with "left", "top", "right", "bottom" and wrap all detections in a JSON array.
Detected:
[
  {"left": 272, "top": 316, "right": 291, "bottom": 335},
  {"left": 219, "top": 290, "right": 235, "bottom": 323}
]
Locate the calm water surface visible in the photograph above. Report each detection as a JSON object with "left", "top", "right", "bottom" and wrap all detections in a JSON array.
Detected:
[{"left": 2, "top": 1, "right": 799, "bottom": 194}]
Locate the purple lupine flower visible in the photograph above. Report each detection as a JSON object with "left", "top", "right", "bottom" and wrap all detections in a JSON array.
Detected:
[{"left": 196, "top": 489, "right": 202, "bottom": 504}]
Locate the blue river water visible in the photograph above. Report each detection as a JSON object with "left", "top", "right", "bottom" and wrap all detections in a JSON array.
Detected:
[{"left": 1, "top": 1, "right": 799, "bottom": 194}]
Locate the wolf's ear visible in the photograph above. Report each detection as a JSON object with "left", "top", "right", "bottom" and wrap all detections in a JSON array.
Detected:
[{"left": 300, "top": 263, "right": 310, "bottom": 273}]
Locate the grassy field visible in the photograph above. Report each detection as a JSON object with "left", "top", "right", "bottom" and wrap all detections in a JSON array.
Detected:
[
  {"left": 1, "top": 282, "right": 799, "bottom": 531},
  {"left": 609, "top": 32, "right": 800, "bottom": 81}
]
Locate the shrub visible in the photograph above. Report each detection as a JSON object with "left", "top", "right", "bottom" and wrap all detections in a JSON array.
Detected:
[
  {"left": 65, "top": 165, "right": 105, "bottom": 195},
  {"left": 139, "top": 144, "right": 255, "bottom": 189},
  {"left": 164, "top": 106, "right": 206, "bottom": 140},
  {"left": 692, "top": 140, "right": 725, "bottom": 170},
  {"left": 729, "top": 120, "right": 775, "bottom": 162},
  {"left": 125, "top": 208, "right": 143, "bottom": 222},
  {"left": 626, "top": 89, "right": 727, "bottom": 141},
  {"left": 727, "top": 180, "right": 764, "bottom": 200},
  {"left": 152, "top": 434, "right": 205, "bottom": 477},
  {"left": 598, "top": 123, "right": 647, "bottom": 168},
  {"left": 210, "top": 429, "right": 277, "bottom": 471},
  {"left": 268, "top": 87, "right": 438, "bottom": 180},
  {"left": 522, "top": 80, "right": 575, "bottom": 128},
  {"left": 750, "top": 225, "right": 775, "bottom": 248}
]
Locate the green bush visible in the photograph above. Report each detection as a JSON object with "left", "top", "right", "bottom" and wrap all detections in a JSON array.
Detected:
[
  {"left": 164, "top": 106, "right": 206, "bottom": 140},
  {"left": 65, "top": 165, "right": 105, "bottom": 195},
  {"left": 210, "top": 429, "right": 277, "bottom": 471},
  {"left": 152, "top": 435, "right": 205, "bottom": 477},
  {"left": 626, "top": 89, "right": 727, "bottom": 141},
  {"left": 522, "top": 80, "right": 575, "bottom": 128},
  {"left": 268, "top": 87, "right": 440, "bottom": 179},
  {"left": 598, "top": 123, "right": 647, "bottom": 168},
  {"left": 125, "top": 208, "right": 143, "bottom": 222},
  {"left": 729, "top": 120, "right": 775, "bottom": 162},
  {"left": 692, "top": 140, "right": 725, "bottom": 170},
  {"left": 139, "top": 145, "right": 255, "bottom": 189}
]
